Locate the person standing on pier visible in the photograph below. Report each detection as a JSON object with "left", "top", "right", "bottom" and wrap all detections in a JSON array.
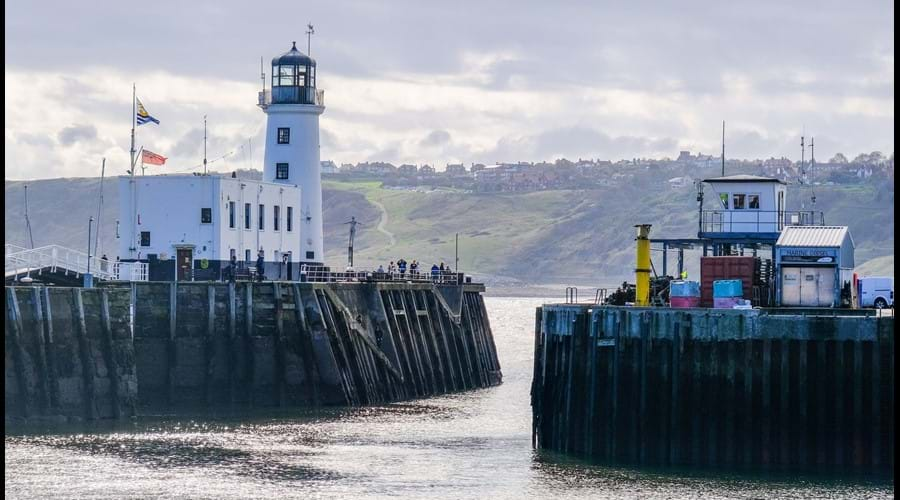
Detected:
[
  {"left": 431, "top": 263, "right": 440, "bottom": 282},
  {"left": 256, "top": 250, "right": 265, "bottom": 282},
  {"left": 227, "top": 253, "right": 237, "bottom": 283}
]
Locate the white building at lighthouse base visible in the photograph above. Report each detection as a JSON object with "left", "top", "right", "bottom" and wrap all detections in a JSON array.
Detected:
[{"left": 118, "top": 173, "right": 302, "bottom": 281}]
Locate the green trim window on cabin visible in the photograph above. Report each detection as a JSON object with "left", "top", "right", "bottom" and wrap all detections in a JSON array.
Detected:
[
  {"left": 287, "top": 206, "right": 293, "bottom": 232},
  {"left": 140, "top": 231, "right": 151, "bottom": 247},
  {"left": 228, "top": 201, "right": 236, "bottom": 228},
  {"left": 259, "top": 204, "right": 265, "bottom": 231},
  {"left": 748, "top": 194, "right": 760, "bottom": 209},
  {"left": 732, "top": 193, "right": 746, "bottom": 210},
  {"left": 274, "top": 205, "right": 280, "bottom": 231},
  {"left": 201, "top": 207, "right": 212, "bottom": 224},
  {"left": 719, "top": 193, "right": 729, "bottom": 209},
  {"left": 244, "top": 203, "right": 252, "bottom": 229}
]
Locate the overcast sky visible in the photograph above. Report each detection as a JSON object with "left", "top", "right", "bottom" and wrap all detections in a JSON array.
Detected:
[{"left": 5, "top": 0, "right": 894, "bottom": 180}]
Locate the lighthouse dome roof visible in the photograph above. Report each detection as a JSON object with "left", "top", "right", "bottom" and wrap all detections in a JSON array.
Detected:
[{"left": 272, "top": 42, "right": 316, "bottom": 67}]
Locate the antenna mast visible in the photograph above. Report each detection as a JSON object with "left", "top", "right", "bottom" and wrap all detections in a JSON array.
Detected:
[
  {"left": 306, "top": 23, "right": 315, "bottom": 55},
  {"left": 203, "top": 115, "right": 208, "bottom": 175},
  {"left": 810, "top": 137, "right": 816, "bottom": 205},
  {"left": 721, "top": 121, "right": 725, "bottom": 176},
  {"left": 800, "top": 133, "right": 806, "bottom": 209}
]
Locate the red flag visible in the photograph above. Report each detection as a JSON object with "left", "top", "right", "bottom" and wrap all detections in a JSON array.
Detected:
[{"left": 142, "top": 149, "right": 167, "bottom": 166}]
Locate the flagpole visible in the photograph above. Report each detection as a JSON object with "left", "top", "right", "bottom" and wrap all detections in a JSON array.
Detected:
[
  {"left": 131, "top": 84, "right": 136, "bottom": 174},
  {"left": 130, "top": 83, "right": 137, "bottom": 259}
]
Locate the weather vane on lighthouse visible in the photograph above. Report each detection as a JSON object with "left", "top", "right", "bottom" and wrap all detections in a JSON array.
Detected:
[{"left": 306, "top": 23, "right": 315, "bottom": 55}]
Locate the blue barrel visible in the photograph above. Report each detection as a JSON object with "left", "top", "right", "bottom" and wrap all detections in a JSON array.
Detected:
[
  {"left": 670, "top": 280, "right": 700, "bottom": 297},
  {"left": 713, "top": 279, "right": 743, "bottom": 298}
]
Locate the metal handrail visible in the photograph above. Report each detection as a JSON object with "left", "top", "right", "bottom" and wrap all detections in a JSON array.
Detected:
[
  {"left": 700, "top": 209, "right": 824, "bottom": 233},
  {"left": 4, "top": 244, "right": 123, "bottom": 281},
  {"left": 298, "top": 267, "right": 463, "bottom": 284}
]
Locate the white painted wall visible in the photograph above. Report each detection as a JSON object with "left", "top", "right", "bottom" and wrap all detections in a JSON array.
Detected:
[
  {"left": 262, "top": 104, "right": 324, "bottom": 264},
  {"left": 118, "top": 175, "right": 301, "bottom": 264}
]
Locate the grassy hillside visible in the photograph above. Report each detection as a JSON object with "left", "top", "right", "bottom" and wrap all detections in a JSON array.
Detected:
[{"left": 6, "top": 175, "right": 893, "bottom": 287}]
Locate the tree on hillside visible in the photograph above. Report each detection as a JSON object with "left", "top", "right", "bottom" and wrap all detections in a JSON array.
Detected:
[
  {"left": 853, "top": 151, "right": 886, "bottom": 165},
  {"left": 829, "top": 153, "right": 848, "bottom": 164}
]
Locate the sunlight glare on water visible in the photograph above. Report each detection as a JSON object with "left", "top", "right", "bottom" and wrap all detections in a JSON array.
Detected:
[{"left": 4, "top": 297, "right": 893, "bottom": 499}]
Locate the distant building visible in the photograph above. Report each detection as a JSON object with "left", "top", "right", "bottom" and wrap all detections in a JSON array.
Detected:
[
  {"left": 398, "top": 164, "right": 418, "bottom": 176},
  {"left": 470, "top": 163, "right": 486, "bottom": 174},
  {"left": 419, "top": 164, "right": 436, "bottom": 175},
  {"left": 320, "top": 160, "right": 338, "bottom": 174},
  {"left": 446, "top": 163, "right": 467, "bottom": 176}
]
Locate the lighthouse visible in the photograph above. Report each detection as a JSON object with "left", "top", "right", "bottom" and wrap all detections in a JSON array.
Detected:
[{"left": 259, "top": 41, "right": 325, "bottom": 266}]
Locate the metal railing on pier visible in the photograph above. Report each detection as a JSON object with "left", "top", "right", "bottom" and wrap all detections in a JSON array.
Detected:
[
  {"left": 4, "top": 244, "right": 148, "bottom": 282},
  {"left": 300, "top": 267, "right": 465, "bottom": 285}
]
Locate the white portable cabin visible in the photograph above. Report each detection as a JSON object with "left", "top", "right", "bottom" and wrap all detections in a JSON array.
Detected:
[
  {"left": 700, "top": 175, "right": 789, "bottom": 238},
  {"left": 118, "top": 174, "right": 302, "bottom": 281},
  {"left": 775, "top": 226, "right": 855, "bottom": 307}
]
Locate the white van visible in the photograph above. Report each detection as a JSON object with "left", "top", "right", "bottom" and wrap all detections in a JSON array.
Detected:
[{"left": 858, "top": 277, "right": 893, "bottom": 309}]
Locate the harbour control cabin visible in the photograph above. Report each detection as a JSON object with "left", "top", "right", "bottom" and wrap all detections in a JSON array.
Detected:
[{"left": 118, "top": 174, "right": 302, "bottom": 281}]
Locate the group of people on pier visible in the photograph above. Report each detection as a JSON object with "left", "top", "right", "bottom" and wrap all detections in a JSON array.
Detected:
[{"left": 376, "top": 259, "right": 454, "bottom": 282}]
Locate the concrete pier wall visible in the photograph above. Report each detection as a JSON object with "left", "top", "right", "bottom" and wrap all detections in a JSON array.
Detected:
[
  {"left": 5, "top": 287, "right": 138, "bottom": 422},
  {"left": 531, "top": 305, "right": 893, "bottom": 472},
  {"left": 5, "top": 282, "right": 501, "bottom": 421}
]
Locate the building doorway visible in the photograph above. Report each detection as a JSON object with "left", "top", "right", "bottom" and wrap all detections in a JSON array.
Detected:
[{"left": 177, "top": 248, "right": 193, "bottom": 281}]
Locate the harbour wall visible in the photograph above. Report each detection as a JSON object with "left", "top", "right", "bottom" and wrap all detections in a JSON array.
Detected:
[
  {"left": 5, "top": 282, "right": 501, "bottom": 422},
  {"left": 531, "top": 305, "right": 893, "bottom": 472},
  {"left": 5, "top": 287, "right": 138, "bottom": 422}
]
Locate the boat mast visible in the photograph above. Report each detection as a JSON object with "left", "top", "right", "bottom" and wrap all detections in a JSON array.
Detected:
[
  {"left": 94, "top": 157, "right": 106, "bottom": 258},
  {"left": 24, "top": 184, "right": 35, "bottom": 249}
]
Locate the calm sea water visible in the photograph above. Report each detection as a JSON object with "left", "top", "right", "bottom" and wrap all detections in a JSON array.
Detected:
[{"left": 5, "top": 297, "right": 893, "bottom": 499}]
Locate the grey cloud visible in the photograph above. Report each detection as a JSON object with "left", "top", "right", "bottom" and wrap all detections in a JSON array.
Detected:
[
  {"left": 420, "top": 130, "right": 451, "bottom": 147},
  {"left": 58, "top": 124, "right": 98, "bottom": 146}
]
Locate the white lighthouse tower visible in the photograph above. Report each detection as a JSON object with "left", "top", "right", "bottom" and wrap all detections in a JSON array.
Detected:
[{"left": 259, "top": 41, "right": 325, "bottom": 266}]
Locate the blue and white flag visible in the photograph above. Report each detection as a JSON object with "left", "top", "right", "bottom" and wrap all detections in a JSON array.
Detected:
[{"left": 136, "top": 98, "right": 160, "bottom": 125}]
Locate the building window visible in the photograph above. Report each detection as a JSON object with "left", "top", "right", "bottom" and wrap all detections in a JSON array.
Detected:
[
  {"left": 228, "top": 202, "right": 236, "bottom": 228},
  {"left": 140, "top": 231, "right": 151, "bottom": 247},
  {"left": 245, "top": 249, "right": 251, "bottom": 263},
  {"left": 259, "top": 204, "right": 265, "bottom": 230},
  {"left": 230, "top": 248, "right": 236, "bottom": 259},
  {"left": 244, "top": 203, "right": 252, "bottom": 229},
  {"left": 306, "top": 251, "right": 315, "bottom": 260},
  {"left": 719, "top": 193, "right": 729, "bottom": 209},
  {"left": 748, "top": 194, "right": 760, "bottom": 209},
  {"left": 276, "top": 163, "right": 289, "bottom": 179},
  {"left": 733, "top": 193, "right": 746, "bottom": 210},
  {"left": 287, "top": 207, "right": 293, "bottom": 232},
  {"left": 277, "top": 128, "right": 290, "bottom": 144},
  {"left": 201, "top": 207, "right": 212, "bottom": 224},
  {"left": 274, "top": 205, "right": 280, "bottom": 231}
]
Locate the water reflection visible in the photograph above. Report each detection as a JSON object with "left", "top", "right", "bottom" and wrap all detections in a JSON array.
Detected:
[{"left": 5, "top": 297, "right": 893, "bottom": 499}]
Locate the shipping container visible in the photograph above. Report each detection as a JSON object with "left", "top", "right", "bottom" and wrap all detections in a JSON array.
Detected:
[{"left": 700, "top": 256, "right": 756, "bottom": 307}]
